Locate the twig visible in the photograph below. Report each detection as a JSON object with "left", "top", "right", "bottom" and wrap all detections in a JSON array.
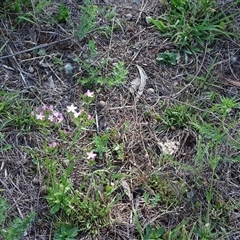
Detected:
[
  {"left": 136, "top": 0, "right": 149, "bottom": 25},
  {"left": 108, "top": 105, "right": 134, "bottom": 110},
  {"left": 0, "top": 38, "right": 71, "bottom": 60}
]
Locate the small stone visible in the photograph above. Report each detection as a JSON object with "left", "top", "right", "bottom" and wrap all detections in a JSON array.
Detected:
[
  {"left": 147, "top": 88, "right": 155, "bottom": 94},
  {"left": 32, "top": 177, "right": 40, "bottom": 185},
  {"left": 145, "top": 16, "right": 152, "bottom": 25},
  {"left": 62, "top": 159, "right": 69, "bottom": 168},
  {"left": 97, "top": 101, "right": 106, "bottom": 108},
  {"left": 26, "top": 53, "right": 31, "bottom": 58},
  {"left": 125, "top": 13, "right": 132, "bottom": 21},
  {"left": 64, "top": 63, "right": 74, "bottom": 74},
  {"left": 29, "top": 66, "right": 34, "bottom": 73},
  {"left": 39, "top": 185, "right": 47, "bottom": 195},
  {"left": 231, "top": 56, "right": 238, "bottom": 63}
]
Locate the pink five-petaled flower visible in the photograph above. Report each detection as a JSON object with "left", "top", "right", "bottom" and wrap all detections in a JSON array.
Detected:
[
  {"left": 73, "top": 109, "right": 84, "bottom": 118},
  {"left": 48, "top": 114, "right": 55, "bottom": 122},
  {"left": 52, "top": 111, "right": 64, "bottom": 123},
  {"left": 49, "top": 142, "right": 58, "bottom": 148},
  {"left": 41, "top": 105, "right": 48, "bottom": 111},
  {"left": 86, "top": 151, "right": 97, "bottom": 160},
  {"left": 48, "top": 105, "right": 54, "bottom": 111},
  {"left": 67, "top": 104, "right": 77, "bottom": 113},
  {"left": 36, "top": 113, "right": 45, "bottom": 120},
  {"left": 85, "top": 90, "right": 94, "bottom": 98},
  {"left": 48, "top": 111, "right": 64, "bottom": 124},
  {"left": 52, "top": 110, "right": 60, "bottom": 118}
]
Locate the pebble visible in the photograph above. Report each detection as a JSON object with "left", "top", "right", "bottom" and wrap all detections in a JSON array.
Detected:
[
  {"left": 62, "top": 159, "right": 69, "bottom": 168},
  {"left": 29, "top": 66, "right": 34, "bottom": 73},
  {"left": 39, "top": 185, "right": 47, "bottom": 195},
  {"left": 97, "top": 100, "right": 106, "bottom": 108},
  {"left": 147, "top": 88, "right": 155, "bottom": 94},
  {"left": 145, "top": 16, "right": 152, "bottom": 25},
  {"left": 125, "top": 13, "right": 133, "bottom": 20},
  {"left": 64, "top": 63, "right": 74, "bottom": 74},
  {"left": 32, "top": 177, "right": 40, "bottom": 185}
]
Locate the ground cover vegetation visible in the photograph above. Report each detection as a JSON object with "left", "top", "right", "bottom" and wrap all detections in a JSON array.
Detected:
[{"left": 0, "top": 0, "right": 240, "bottom": 239}]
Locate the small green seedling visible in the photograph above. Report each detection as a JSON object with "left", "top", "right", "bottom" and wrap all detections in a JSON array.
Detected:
[
  {"left": 54, "top": 4, "right": 69, "bottom": 23},
  {"left": 143, "top": 224, "right": 166, "bottom": 240},
  {"left": 157, "top": 51, "right": 180, "bottom": 65},
  {"left": 54, "top": 223, "right": 78, "bottom": 240},
  {"left": 0, "top": 197, "right": 36, "bottom": 240}
]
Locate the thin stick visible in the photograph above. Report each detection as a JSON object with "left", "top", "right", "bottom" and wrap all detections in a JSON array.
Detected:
[{"left": 0, "top": 38, "right": 71, "bottom": 60}]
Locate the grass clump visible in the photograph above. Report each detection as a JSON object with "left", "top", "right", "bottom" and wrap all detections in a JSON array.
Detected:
[
  {"left": 2, "top": 0, "right": 31, "bottom": 14},
  {"left": 148, "top": 0, "right": 233, "bottom": 53},
  {"left": 1, "top": 0, "right": 51, "bottom": 25},
  {"left": 0, "top": 90, "right": 35, "bottom": 131},
  {"left": 156, "top": 103, "right": 194, "bottom": 128}
]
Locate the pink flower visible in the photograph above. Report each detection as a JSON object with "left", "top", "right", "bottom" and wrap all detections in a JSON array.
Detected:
[
  {"left": 52, "top": 110, "right": 60, "bottom": 117},
  {"left": 48, "top": 105, "right": 53, "bottom": 111},
  {"left": 86, "top": 151, "right": 97, "bottom": 160},
  {"left": 73, "top": 109, "right": 84, "bottom": 118},
  {"left": 48, "top": 111, "right": 63, "bottom": 123},
  {"left": 87, "top": 114, "right": 92, "bottom": 119},
  {"left": 85, "top": 90, "right": 94, "bottom": 98},
  {"left": 49, "top": 142, "right": 58, "bottom": 148},
  {"left": 36, "top": 113, "right": 45, "bottom": 120},
  {"left": 39, "top": 107, "right": 45, "bottom": 115},
  {"left": 67, "top": 104, "right": 77, "bottom": 113},
  {"left": 57, "top": 113, "right": 64, "bottom": 123},
  {"left": 48, "top": 114, "right": 55, "bottom": 122},
  {"left": 41, "top": 105, "right": 48, "bottom": 111}
]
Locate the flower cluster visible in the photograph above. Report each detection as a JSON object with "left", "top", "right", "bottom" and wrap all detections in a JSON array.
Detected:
[
  {"left": 31, "top": 90, "right": 96, "bottom": 155},
  {"left": 66, "top": 90, "right": 94, "bottom": 119},
  {"left": 66, "top": 104, "right": 93, "bottom": 119},
  {"left": 31, "top": 105, "right": 64, "bottom": 124}
]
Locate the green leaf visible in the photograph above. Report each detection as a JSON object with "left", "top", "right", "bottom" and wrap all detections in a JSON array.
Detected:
[
  {"left": 0, "top": 197, "right": 7, "bottom": 225},
  {"left": 148, "top": 18, "right": 167, "bottom": 32},
  {"left": 0, "top": 102, "right": 6, "bottom": 111},
  {"left": 50, "top": 204, "right": 61, "bottom": 214},
  {"left": 68, "top": 227, "right": 78, "bottom": 237},
  {"left": 144, "top": 224, "right": 166, "bottom": 239}
]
